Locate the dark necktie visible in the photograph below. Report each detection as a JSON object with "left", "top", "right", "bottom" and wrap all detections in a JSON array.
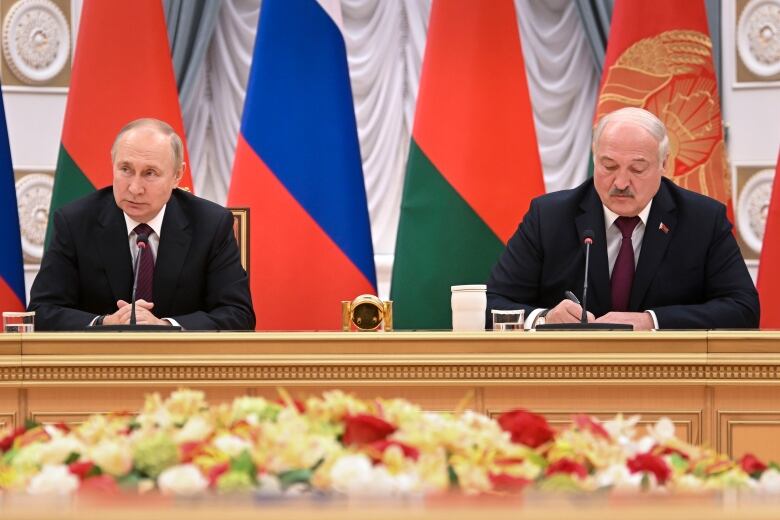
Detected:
[
  {"left": 133, "top": 223, "right": 155, "bottom": 302},
  {"left": 610, "top": 216, "right": 641, "bottom": 312}
]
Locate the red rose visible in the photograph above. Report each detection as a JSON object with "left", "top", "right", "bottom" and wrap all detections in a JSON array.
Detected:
[
  {"left": 497, "top": 409, "right": 554, "bottom": 448},
  {"left": 342, "top": 414, "right": 396, "bottom": 446},
  {"left": 627, "top": 453, "right": 671, "bottom": 485},
  {"left": 489, "top": 472, "right": 532, "bottom": 492},
  {"left": 545, "top": 458, "right": 588, "bottom": 479},
  {"left": 0, "top": 426, "right": 26, "bottom": 453},
  {"left": 179, "top": 440, "right": 207, "bottom": 463},
  {"left": 69, "top": 461, "right": 96, "bottom": 480},
  {"left": 366, "top": 440, "right": 420, "bottom": 462},
  {"left": 207, "top": 462, "right": 230, "bottom": 487},
  {"left": 655, "top": 445, "right": 690, "bottom": 461},
  {"left": 740, "top": 453, "right": 768, "bottom": 477},
  {"left": 572, "top": 414, "right": 610, "bottom": 440}
]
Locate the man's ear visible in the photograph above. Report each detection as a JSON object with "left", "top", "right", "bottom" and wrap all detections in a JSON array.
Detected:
[
  {"left": 174, "top": 162, "right": 186, "bottom": 188},
  {"left": 660, "top": 154, "right": 669, "bottom": 174}
]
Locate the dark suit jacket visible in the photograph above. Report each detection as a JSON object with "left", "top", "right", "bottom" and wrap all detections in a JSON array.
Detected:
[
  {"left": 29, "top": 188, "right": 256, "bottom": 331},
  {"left": 487, "top": 178, "right": 759, "bottom": 329}
]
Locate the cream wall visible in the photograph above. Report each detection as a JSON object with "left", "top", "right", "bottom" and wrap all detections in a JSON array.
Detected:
[{"left": 721, "top": 0, "right": 780, "bottom": 283}]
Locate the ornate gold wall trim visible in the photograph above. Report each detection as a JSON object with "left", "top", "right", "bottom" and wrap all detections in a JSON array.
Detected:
[{"left": 13, "top": 363, "right": 780, "bottom": 385}]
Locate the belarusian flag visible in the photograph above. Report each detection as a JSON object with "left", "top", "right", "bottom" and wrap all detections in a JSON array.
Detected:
[
  {"left": 391, "top": 0, "right": 544, "bottom": 329},
  {"left": 758, "top": 151, "right": 780, "bottom": 329},
  {"left": 596, "top": 0, "right": 730, "bottom": 210},
  {"left": 46, "top": 0, "right": 191, "bottom": 245}
]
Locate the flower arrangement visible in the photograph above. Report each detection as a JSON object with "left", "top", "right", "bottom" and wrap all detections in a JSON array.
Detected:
[{"left": 0, "top": 389, "right": 778, "bottom": 497}]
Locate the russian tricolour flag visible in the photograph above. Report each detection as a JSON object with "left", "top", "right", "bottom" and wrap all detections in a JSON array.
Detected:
[
  {"left": 0, "top": 85, "right": 25, "bottom": 312},
  {"left": 228, "top": 0, "right": 376, "bottom": 330}
]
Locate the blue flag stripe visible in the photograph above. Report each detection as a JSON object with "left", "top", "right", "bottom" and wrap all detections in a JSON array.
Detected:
[
  {"left": 0, "top": 84, "right": 25, "bottom": 305},
  {"left": 240, "top": 0, "right": 376, "bottom": 287}
]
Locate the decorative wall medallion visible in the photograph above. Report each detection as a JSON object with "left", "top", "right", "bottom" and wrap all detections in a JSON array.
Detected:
[
  {"left": 2, "top": 0, "right": 70, "bottom": 85},
  {"left": 15, "top": 172, "right": 53, "bottom": 262},
  {"left": 736, "top": 167, "right": 774, "bottom": 256},
  {"left": 736, "top": 0, "right": 780, "bottom": 82}
]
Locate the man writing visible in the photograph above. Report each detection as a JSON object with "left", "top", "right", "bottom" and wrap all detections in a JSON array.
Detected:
[
  {"left": 29, "top": 118, "right": 255, "bottom": 330},
  {"left": 487, "top": 107, "right": 759, "bottom": 330}
]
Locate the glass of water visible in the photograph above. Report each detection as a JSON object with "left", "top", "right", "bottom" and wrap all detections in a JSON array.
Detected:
[
  {"left": 491, "top": 309, "right": 524, "bottom": 331},
  {"left": 3, "top": 311, "right": 35, "bottom": 333}
]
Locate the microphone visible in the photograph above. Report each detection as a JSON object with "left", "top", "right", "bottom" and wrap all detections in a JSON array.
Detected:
[
  {"left": 129, "top": 234, "right": 149, "bottom": 326},
  {"left": 536, "top": 229, "right": 632, "bottom": 331},
  {"left": 580, "top": 229, "right": 594, "bottom": 324}
]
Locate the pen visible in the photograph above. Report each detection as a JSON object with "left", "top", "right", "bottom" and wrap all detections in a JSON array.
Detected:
[{"left": 564, "top": 290, "right": 580, "bottom": 305}]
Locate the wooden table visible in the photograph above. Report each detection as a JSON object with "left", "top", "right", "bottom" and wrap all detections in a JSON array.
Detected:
[{"left": 2, "top": 330, "right": 780, "bottom": 461}]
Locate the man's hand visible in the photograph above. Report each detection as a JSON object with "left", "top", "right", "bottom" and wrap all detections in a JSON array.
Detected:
[
  {"left": 594, "top": 311, "right": 654, "bottom": 330},
  {"left": 546, "top": 299, "right": 595, "bottom": 324},
  {"left": 102, "top": 299, "right": 170, "bottom": 326}
]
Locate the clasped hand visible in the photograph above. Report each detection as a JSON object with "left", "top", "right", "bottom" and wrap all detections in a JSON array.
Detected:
[
  {"left": 545, "top": 299, "right": 653, "bottom": 330},
  {"left": 101, "top": 299, "right": 170, "bottom": 326}
]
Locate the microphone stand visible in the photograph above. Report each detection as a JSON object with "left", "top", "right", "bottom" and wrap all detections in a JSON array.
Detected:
[
  {"left": 87, "top": 234, "right": 181, "bottom": 332},
  {"left": 129, "top": 238, "right": 145, "bottom": 326},
  {"left": 537, "top": 230, "right": 632, "bottom": 331},
  {"left": 580, "top": 238, "right": 590, "bottom": 324}
]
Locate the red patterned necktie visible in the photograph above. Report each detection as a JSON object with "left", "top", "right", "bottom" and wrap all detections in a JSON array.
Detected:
[
  {"left": 133, "top": 223, "right": 155, "bottom": 302},
  {"left": 610, "top": 216, "right": 641, "bottom": 312}
]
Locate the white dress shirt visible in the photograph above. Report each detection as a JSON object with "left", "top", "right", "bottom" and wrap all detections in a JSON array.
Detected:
[{"left": 124, "top": 205, "right": 165, "bottom": 266}]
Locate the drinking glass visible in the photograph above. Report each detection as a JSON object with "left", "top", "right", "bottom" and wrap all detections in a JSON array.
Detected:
[
  {"left": 3, "top": 311, "right": 35, "bottom": 333},
  {"left": 491, "top": 309, "right": 524, "bottom": 332}
]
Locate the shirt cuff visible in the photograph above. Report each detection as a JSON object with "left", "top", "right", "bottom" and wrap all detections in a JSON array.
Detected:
[
  {"left": 89, "top": 315, "right": 100, "bottom": 327},
  {"left": 524, "top": 308, "right": 547, "bottom": 330},
  {"left": 645, "top": 310, "right": 659, "bottom": 330},
  {"left": 162, "top": 318, "right": 182, "bottom": 328}
]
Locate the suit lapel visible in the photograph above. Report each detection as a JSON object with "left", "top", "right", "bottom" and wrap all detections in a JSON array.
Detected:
[
  {"left": 154, "top": 194, "right": 192, "bottom": 315},
  {"left": 575, "top": 185, "right": 610, "bottom": 314},
  {"left": 630, "top": 180, "right": 677, "bottom": 310},
  {"left": 95, "top": 196, "right": 133, "bottom": 302}
]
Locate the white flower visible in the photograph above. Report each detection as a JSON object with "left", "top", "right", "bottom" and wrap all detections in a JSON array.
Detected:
[
  {"left": 330, "top": 454, "right": 374, "bottom": 494},
  {"left": 39, "top": 436, "right": 84, "bottom": 465},
  {"left": 158, "top": 464, "right": 209, "bottom": 496},
  {"left": 90, "top": 440, "right": 133, "bottom": 476},
  {"left": 596, "top": 464, "right": 642, "bottom": 490},
  {"left": 152, "top": 407, "right": 173, "bottom": 429},
  {"left": 649, "top": 417, "right": 676, "bottom": 443},
  {"left": 330, "top": 454, "right": 418, "bottom": 496},
  {"left": 174, "top": 415, "right": 213, "bottom": 443},
  {"left": 26, "top": 465, "right": 79, "bottom": 495},
  {"left": 256, "top": 473, "right": 283, "bottom": 496},
  {"left": 759, "top": 468, "right": 780, "bottom": 493},
  {"left": 213, "top": 434, "right": 252, "bottom": 458},
  {"left": 635, "top": 435, "right": 656, "bottom": 455},
  {"left": 603, "top": 414, "right": 640, "bottom": 446}
]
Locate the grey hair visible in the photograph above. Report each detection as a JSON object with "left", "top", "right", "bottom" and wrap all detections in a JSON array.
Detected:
[
  {"left": 592, "top": 107, "right": 669, "bottom": 164},
  {"left": 111, "top": 118, "right": 184, "bottom": 172}
]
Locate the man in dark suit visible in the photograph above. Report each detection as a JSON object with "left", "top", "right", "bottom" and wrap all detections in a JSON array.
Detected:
[
  {"left": 29, "top": 118, "right": 255, "bottom": 331},
  {"left": 487, "top": 107, "right": 759, "bottom": 330}
]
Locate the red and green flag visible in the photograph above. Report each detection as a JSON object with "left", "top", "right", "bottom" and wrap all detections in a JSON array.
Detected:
[
  {"left": 596, "top": 0, "right": 731, "bottom": 213},
  {"left": 390, "top": 0, "right": 545, "bottom": 329},
  {"left": 46, "top": 0, "right": 191, "bottom": 245}
]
